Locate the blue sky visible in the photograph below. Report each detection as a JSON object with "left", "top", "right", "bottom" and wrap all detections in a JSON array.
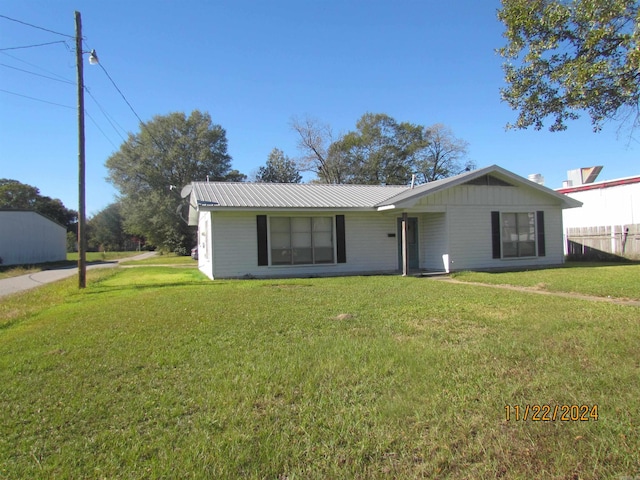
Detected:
[{"left": 1, "top": 0, "right": 638, "bottom": 216}]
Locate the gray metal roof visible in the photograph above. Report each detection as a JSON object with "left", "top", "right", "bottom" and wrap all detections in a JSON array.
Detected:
[
  {"left": 187, "top": 165, "right": 582, "bottom": 213},
  {"left": 191, "top": 182, "right": 408, "bottom": 208}
]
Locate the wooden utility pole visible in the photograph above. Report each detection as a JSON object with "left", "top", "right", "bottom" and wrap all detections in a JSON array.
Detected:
[{"left": 75, "top": 11, "right": 86, "bottom": 288}]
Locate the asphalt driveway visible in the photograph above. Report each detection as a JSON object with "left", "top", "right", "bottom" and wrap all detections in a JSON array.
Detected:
[{"left": 0, "top": 252, "right": 157, "bottom": 298}]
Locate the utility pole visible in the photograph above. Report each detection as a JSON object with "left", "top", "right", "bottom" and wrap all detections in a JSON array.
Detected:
[{"left": 75, "top": 11, "right": 86, "bottom": 288}]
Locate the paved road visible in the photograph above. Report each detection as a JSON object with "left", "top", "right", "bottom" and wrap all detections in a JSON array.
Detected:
[{"left": 0, "top": 252, "right": 157, "bottom": 298}]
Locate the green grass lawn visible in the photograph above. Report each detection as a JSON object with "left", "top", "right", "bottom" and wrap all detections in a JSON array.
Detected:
[
  {"left": 0, "top": 252, "right": 145, "bottom": 280},
  {"left": 67, "top": 251, "right": 143, "bottom": 263},
  {"left": 452, "top": 262, "right": 640, "bottom": 300},
  {"left": 119, "top": 252, "right": 196, "bottom": 266},
  {"left": 1, "top": 267, "right": 638, "bottom": 479}
]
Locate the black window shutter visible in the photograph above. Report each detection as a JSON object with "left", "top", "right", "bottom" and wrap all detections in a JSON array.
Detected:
[
  {"left": 257, "top": 215, "right": 268, "bottom": 266},
  {"left": 336, "top": 215, "right": 346, "bottom": 263},
  {"left": 491, "top": 211, "right": 501, "bottom": 259},
  {"left": 536, "top": 211, "right": 546, "bottom": 257}
]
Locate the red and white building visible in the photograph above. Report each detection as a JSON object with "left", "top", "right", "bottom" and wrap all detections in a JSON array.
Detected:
[{"left": 557, "top": 167, "right": 640, "bottom": 259}]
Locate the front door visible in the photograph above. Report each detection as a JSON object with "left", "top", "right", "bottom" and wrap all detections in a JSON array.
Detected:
[{"left": 397, "top": 217, "right": 419, "bottom": 270}]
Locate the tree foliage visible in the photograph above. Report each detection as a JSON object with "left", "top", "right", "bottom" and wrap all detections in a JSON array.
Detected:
[
  {"left": 331, "top": 113, "right": 425, "bottom": 185},
  {"left": 415, "top": 124, "right": 474, "bottom": 182},
  {"left": 498, "top": 0, "right": 640, "bottom": 132},
  {"left": 87, "top": 202, "right": 140, "bottom": 251},
  {"left": 291, "top": 116, "right": 350, "bottom": 183},
  {"left": 256, "top": 148, "right": 302, "bottom": 183},
  {"left": 0, "top": 179, "right": 77, "bottom": 228},
  {"left": 105, "top": 110, "right": 243, "bottom": 253},
  {"left": 292, "top": 114, "right": 472, "bottom": 185}
]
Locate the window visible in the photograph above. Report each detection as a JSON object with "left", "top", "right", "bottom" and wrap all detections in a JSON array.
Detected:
[
  {"left": 270, "top": 217, "right": 334, "bottom": 265},
  {"left": 501, "top": 212, "right": 536, "bottom": 257}
]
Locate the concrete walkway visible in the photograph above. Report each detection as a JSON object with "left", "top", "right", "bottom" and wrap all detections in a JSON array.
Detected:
[{"left": 0, "top": 252, "right": 157, "bottom": 298}]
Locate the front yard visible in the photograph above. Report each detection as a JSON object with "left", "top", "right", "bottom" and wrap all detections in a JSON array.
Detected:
[{"left": 1, "top": 265, "right": 638, "bottom": 478}]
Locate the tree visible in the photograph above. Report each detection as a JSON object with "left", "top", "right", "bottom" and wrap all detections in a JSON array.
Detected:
[
  {"left": 87, "top": 202, "right": 131, "bottom": 251},
  {"left": 330, "top": 113, "right": 425, "bottom": 185},
  {"left": 106, "top": 110, "right": 243, "bottom": 253},
  {"left": 0, "top": 179, "right": 77, "bottom": 228},
  {"left": 498, "top": 0, "right": 640, "bottom": 132},
  {"left": 415, "top": 124, "right": 475, "bottom": 182},
  {"left": 291, "top": 116, "right": 349, "bottom": 183},
  {"left": 255, "top": 148, "right": 302, "bottom": 183}
]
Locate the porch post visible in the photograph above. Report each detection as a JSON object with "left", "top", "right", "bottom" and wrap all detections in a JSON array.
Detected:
[{"left": 401, "top": 212, "right": 409, "bottom": 276}]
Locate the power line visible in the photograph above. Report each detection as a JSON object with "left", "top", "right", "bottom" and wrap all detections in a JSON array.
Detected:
[
  {"left": 85, "top": 87, "right": 128, "bottom": 142},
  {"left": 95, "top": 62, "right": 147, "bottom": 127},
  {"left": 0, "top": 14, "right": 75, "bottom": 39},
  {"left": 0, "top": 88, "right": 74, "bottom": 109},
  {"left": 86, "top": 111, "right": 119, "bottom": 150},
  {"left": 0, "top": 88, "right": 122, "bottom": 149},
  {"left": 95, "top": 60, "right": 165, "bottom": 151},
  {"left": 0, "top": 40, "right": 69, "bottom": 51},
  {"left": 0, "top": 63, "right": 75, "bottom": 85},
  {"left": 0, "top": 50, "right": 72, "bottom": 82}
]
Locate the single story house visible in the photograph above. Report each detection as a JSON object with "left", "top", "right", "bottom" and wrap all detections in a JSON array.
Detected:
[
  {"left": 186, "top": 165, "right": 582, "bottom": 280},
  {"left": 0, "top": 209, "right": 67, "bottom": 266}
]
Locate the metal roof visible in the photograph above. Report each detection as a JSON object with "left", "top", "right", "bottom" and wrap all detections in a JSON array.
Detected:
[
  {"left": 187, "top": 165, "right": 582, "bottom": 213},
  {"left": 191, "top": 182, "right": 408, "bottom": 208}
]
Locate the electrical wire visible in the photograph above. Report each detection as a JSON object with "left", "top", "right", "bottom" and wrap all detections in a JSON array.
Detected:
[
  {"left": 0, "top": 50, "right": 72, "bottom": 82},
  {"left": 0, "top": 14, "right": 75, "bottom": 39},
  {"left": 94, "top": 62, "right": 147, "bottom": 127},
  {"left": 1, "top": 13, "right": 161, "bottom": 153},
  {"left": 0, "top": 63, "right": 75, "bottom": 85},
  {"left": 86, "top": 111, "right": 119, "bottom": 150},
  {"left": 94, "top": 59, "right": 166, "bottom": 152},
  {"left": 0, "top": 40, "right": 69, "bottom": 51},
  {"left": 85, "top": 87, "right": 128, "bottom": 142},
  {"left": 0, "top": 88, "right": 74, "bottom": 109}
]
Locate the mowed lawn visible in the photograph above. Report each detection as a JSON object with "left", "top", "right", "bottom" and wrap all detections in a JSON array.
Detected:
[{"left": 0, "top": 266, "right": 639, "bottom": 479}]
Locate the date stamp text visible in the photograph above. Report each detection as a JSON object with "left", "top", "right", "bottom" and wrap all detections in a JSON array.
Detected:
[{"left": 505, "top": 404, "right": 598, "bottom": 422}]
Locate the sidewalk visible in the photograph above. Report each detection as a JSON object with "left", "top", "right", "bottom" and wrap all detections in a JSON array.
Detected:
[{"left": 0, "top": 252, "right": 157, "bottom": 298}]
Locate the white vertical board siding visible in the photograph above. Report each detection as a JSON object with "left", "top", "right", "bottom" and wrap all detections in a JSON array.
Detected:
[
  {"left": 208, "top": 211, "right": 398, "bottom": 278},
  {"left": 420, "top": 213, "right": 448, "bottom": 271},
  {"left": 0, "top": 211, "right": 66, "bottom": 266}
]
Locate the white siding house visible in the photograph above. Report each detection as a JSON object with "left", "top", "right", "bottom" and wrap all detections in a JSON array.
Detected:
[
  {"left": 0, "top": 210, "right": 67, "bottom": 266},
  {"left": 187, "top": 165, "right": 581, "bottom": 280}
]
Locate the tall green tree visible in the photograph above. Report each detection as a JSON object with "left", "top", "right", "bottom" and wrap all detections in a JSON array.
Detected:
[
  {"left": 106, "top": 110, "right": 244, "bottom": 253},
  {"left": 0, "top": 179, "right": 77, "bottom": 228},
  {"left": 415, "top": 124, "right": 474, "bottom": 183},
  {"left": 330, "top": 113, "right": 425, "bottom": 185},
  {"left": 256, "top": 148, "right": 302, "bottom": 183},
  {"left": 87, "top": 202, "right": 133, "bottom": 251},
  {"left": 498, "top": 0, "right": 640, "bottom": 132}
]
